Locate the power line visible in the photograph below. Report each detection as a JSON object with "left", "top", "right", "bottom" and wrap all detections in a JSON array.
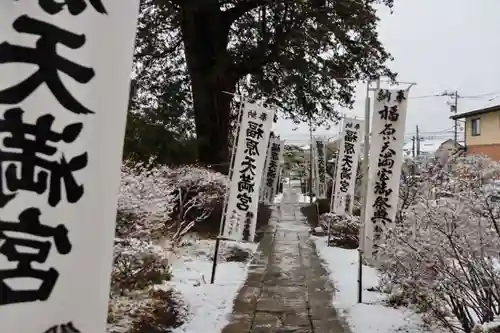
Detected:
[{"left": 460, "top": 90, "right": 500, "bottom": 99}]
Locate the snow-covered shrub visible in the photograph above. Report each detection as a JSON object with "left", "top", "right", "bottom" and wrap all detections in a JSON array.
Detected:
[
  {"left": 225, "top": 244, "right": 253, "bottom": 262},
  {"left": 379, "top": 156, "right": 500, "bottom": 333},
  {"left": 111, "top": 239, "right": 172, "bottom": 295},
  {"left": 108, "top": 287, "right": 186, "bottom": 333},
  {"left": 109, "top": 162, "right": 226, "bottom": 332},
  {"left": 118, "top": 162, "right": 228, "bottom": 241},
  {"left": 473, "top": 316, "right": 500, "bottom": 332},
  {"left": 129, "top": 288, "right": 186, "bottom": 333},
  {"left": 319, "top": 212, "right": 360, "bottom": 249},
  {"left": 168, "top": 167, "right": 227, "bottom": 240},
  {"left": 119, "top": 162, "right": 177, "bottom": 219}
]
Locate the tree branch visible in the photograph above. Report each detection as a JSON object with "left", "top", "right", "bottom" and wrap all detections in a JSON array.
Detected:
[
  {"left": 223, "top": 0, "right": 281, "bottom": 26},
  {"left": 135, "top": 36, "right": 183, "bottom": 59}
]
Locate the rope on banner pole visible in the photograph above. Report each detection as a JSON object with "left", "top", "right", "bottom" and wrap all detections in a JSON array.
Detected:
[{"left": 210, "top": 96, "right": 245, "bottom": 284}]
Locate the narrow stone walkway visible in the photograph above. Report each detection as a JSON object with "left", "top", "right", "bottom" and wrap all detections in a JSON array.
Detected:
[{"left": 221, "top": 185, "right": 348, "bottom": 333}]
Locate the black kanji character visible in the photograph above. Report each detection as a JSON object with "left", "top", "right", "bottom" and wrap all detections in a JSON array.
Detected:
[
  {"left": 242, "top": 211, "right": 253, "bottom": 241},
  {"left": 378, "top": 151, "right": 395, "bottom": 169},
  {"left": 374, "top": 179, "right": 392, "bottom": 196},
  {"left": 0, "top": 208, "right": 71, "bottom": 305},
  {"left": 379, "top": 105, "right": 399, "bottom": 121},
  {"left": 344, "top": 142, "right": 355, "bottom": 155},
  {"left": 342, "top": 154, "right": 353, "bottom": 169},
  {"left": 380, "top": 124, "right": 396, "bottom": 141},
  {"left": 371, "top": 208, "right": 392, "bottom": 225},
  {"left": 377, "top": 89, "right": 391, "bottom": 102},
  {"left": 43, "top": 322, "right": 81, "bottom": 333},
  {"left": 0, "top": 15, "right": 95, "bottom": 114},
  {"left": 39, "top": 0, "right": 107, "bottom": 15},
  {"left": 340, "top": 179, "right": 349, "bottom": 192},
  {"left": 0, "top": 108, "right": 87, "bottom": 207},
  {"left": 344, "top": 130, "right": 357, "bottom": 143},
  {"left": 244, "top": 138, "right": 260, "bottom": 156},
  {"left": 240, "top": 155, "right": 256, "bottom": 176},
  {"left": 236, "top": 192, "right": 252, "bottom": 211},
  {"left": 380, "top": 141, "right": 392, "bottom": 153},
  {"left": 238, "top": 173, "right": 255, "bottom": 193},
  {"left": 259, "top": 112, "right": 268, "bottom": 121},
  {"left": 247, "top": 121, "right": 264, "bottom": 140},
  {"left": 248, "top": 109, "right": 257, "bottom": 119},
  {"left": 396, "top": 90, "right": 406, "bottom": 103},
  {"left": 373, "top": 196, "right": 391, "bottom": 211}
]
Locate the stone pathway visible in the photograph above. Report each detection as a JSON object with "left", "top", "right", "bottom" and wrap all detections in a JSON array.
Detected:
[{"left": 221, "top": 185, "right": 349, "bottom": 333}]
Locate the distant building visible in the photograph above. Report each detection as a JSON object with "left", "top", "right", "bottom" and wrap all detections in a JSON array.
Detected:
[
  {"left": 450, "top": 104, "right": 500, "bottom": 161},
  {"left": 402, "top": 139, "right": 463, "bottom": 160}
]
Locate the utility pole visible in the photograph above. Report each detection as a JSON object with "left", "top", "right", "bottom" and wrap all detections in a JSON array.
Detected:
[
  {"left": 308, "top": 112, "right": 313, "bottom": 204},
  {"left": 441, "top": 90, "right": 459, "bottom": 145},
  {"left": 416, "top": 125, "right": 420, "bottom": 157},
  {"left": 411, "top": 136, "right": 415, "bottom": 158},
  {"left": 453, "top": 91, "right": 458, "bottom": 145}
]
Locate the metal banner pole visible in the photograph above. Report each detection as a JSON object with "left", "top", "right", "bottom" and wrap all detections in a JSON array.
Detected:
[
  {"left": 358, "top": 79, "right": 376, "bottom": 302},
  {"left": 210, "top": 97, "right": 245, "bottom": 284}
]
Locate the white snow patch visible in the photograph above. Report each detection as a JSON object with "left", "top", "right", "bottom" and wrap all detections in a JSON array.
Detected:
[
  {"left": 298, "top": 194, "right": 316, "bottom": 203},
  {"left": 314, "top": 226, "right": 323, "bottom": 233},
  {"left": 313, "top": 237, "right": 440, "bottom": 333},
  {"left": 170, "top": 239, "right": 257, "bottom": 333},
  {"left": 274, "top": 192, "right": 284, "bottom": 203}
]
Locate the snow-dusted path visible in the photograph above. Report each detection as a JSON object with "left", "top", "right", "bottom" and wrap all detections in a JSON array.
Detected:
[{"left": 221, "top": 185, "right": 349, "bottom": 333}]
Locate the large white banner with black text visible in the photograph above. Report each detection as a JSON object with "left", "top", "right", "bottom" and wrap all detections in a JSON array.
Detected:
[
  {"left": 0, "top": 2, "right": 140, "bottom": 332},
  {"left": 261, "top": 139, "right": 284, "bottom": 204},
  {"left": 332, "top": 118, "right": 363, "bottom": 215},
  {"left": 222, "top": 102, "right": 275, "bottom": 242},
  {"left": 363, "top": 89, "right": 409, "bottom": 259},
  {"left": 314, "top": 138, "right": 327, "bottom": 198}
]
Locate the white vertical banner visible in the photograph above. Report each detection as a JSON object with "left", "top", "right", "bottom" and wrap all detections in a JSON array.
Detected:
[
  {"left": 332, "top": 118, "right": 363, "bottom": 215},
  {"left": 0, "top": 2, "right": 140, "bottom": 332},
  {"left": 363, "top": 89, "right": 409, "bottom": 260},
  {"left": 222, "top": 102, "right": 275, "bottom": 242},
  {"left": 261, "top": 139, "right": 284, "bottom": 204},
  {"left": 259, "top": 143, "right": 272, "bottom": 202},
  {"left": 314, "top": 138, "right": 327, "bottom": 198}
]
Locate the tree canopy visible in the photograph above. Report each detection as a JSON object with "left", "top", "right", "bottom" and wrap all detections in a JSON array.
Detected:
[{"left": 129, "top": 0, "right": 396, "bottom": 169}]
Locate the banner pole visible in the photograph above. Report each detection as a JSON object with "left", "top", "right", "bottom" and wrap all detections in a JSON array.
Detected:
[
  {"left": 358, "top": 79, "right": 374, "bottom": 303},
  {"left": 328, "top": 140, "right": 340, "bottom": 247},
  {"left": 210, "top": 98, "right": 245, "bottom": 284}
]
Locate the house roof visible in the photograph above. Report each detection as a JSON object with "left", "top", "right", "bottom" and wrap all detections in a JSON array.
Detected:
[
  {"left": 402, "top": 139, "right": 444, "bottom": 154},
  {"left": 402, "top": 139, "right": 463, "bottom": 158},
  {"left": 450, "top": 104, "right": 500, "bottom": 120}
]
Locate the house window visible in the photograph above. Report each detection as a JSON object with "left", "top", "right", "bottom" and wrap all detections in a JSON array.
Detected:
[{"left": 471, "top": 118, "right": 481, "bottom": 136}]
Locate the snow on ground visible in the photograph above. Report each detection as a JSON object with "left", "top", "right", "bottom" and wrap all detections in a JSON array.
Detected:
[
  {"left": 274, "top": 192, "right": 284, "bottom": 204},
  {"left": 169, "top": 238, "right": 257, "bottom": 333},
  {"left": 313, "top": 237, "right": 438, "bottom": 333},
  {"left": 298, "top": 193, "right": 316, "bottom": 203}
]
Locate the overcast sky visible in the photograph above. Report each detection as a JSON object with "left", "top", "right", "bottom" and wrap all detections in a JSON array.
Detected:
[{"left": 276, "top": 0, "right": 500, "bottom": 144}]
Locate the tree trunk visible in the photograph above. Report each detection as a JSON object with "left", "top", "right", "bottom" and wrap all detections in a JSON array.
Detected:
[{"left": 181, "top": 5, "right": 235, "bottom": 174}]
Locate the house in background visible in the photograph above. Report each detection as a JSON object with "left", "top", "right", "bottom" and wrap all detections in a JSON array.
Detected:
[
  {"left": 435, "top": 139, "right": 464, "bottom": 159},
  {"left": 450, "top": 104, "right": 500, "bottom": 161},
  {"left": 402, "top": 138, "right": 463, "bottom": 160}
]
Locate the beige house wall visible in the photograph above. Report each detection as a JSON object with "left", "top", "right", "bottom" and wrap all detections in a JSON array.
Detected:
[{"left": 466, "top": 110, "right": 500, "bottom": 146}]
